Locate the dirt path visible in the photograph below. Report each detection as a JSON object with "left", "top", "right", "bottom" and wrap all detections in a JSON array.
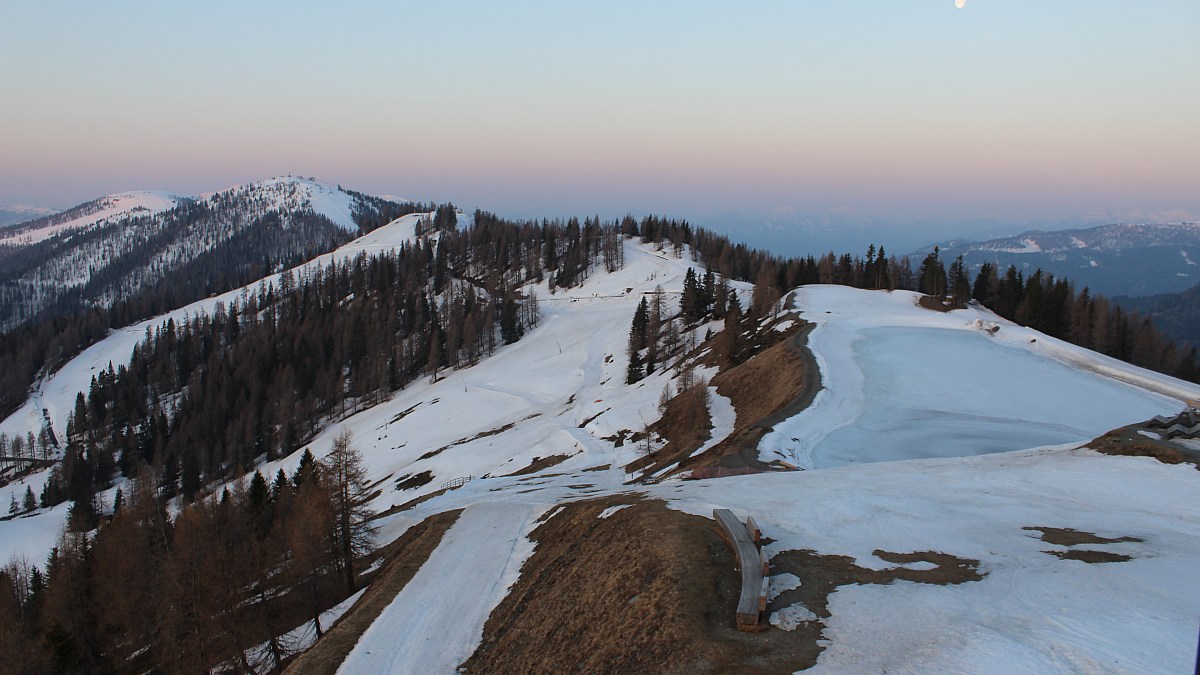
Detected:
[{"left": 756, "top": 322, "right": 821, "bottom": 433}]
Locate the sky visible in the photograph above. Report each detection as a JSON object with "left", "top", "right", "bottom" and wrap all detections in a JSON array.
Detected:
[{"left": 1, "top": 1, "right": 1198, "bottom": 252}]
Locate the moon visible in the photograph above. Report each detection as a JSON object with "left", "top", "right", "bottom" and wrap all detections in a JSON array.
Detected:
[{"left": 955, "top": 0, "right": 966, "bottom": 7}]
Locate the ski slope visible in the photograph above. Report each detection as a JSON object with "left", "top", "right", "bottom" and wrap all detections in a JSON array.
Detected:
[{"left": 338, "top": 503, "right": 541, "bottom": 674}]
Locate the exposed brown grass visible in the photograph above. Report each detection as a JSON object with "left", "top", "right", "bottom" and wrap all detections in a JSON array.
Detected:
[
  {"left": 461, "top": 498, "right": 821, "bottom": 674},
  {"left": 1047, "top": 550, "right": 1133, "bottom": 564},
  {"left": 769, "top": 548, "right": 983, "bottom": 626},
  {"left": 625, "top": 385, "right": 712, "bottom": 477},
  {"left": 461, "top": 498, "right": 985, "bottom": 674},
  {"left": 393, "top": 470, "right": 434, "bottom": 491},
  {"left": 711, "top": 329, "right": 806, "bottom": 427},
  {"left": 917, "top": 295, "right": 956, "bottom": 312},
  {"left": 681, "top": 323, "right": 813, "bottom": 473},
  {"left": 1090, "top": 429, "right": 1195, "bottom": 466},
  {"left": 1023, "top": 526, "right": 1142, "bottom": 547},
  {"left": 285, "top": 509, "right": 463, "bottom": 675},
  {"left": 502, "top": 453, "right": 575, "bottom": 477},
  {"left": 1023, "top": 526, "right": 1141, "bottom": 564}
]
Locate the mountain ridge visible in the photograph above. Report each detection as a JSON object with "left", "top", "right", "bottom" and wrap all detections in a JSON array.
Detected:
[{"left": 915, "top": 221, "right": 1200, "bottom": 297}]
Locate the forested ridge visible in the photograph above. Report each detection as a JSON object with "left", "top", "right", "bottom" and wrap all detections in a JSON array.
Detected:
[
  {"left": 1, "top": 209, "right": 1197, "bottom": 674},
  {"left": 0, "top": 207, "right": 626, "bottom": 674},
  {"left": 0, "top": 186, "right": 423, "bottom": 421}
]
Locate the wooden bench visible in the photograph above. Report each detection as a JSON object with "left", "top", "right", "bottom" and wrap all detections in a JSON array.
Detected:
[{"left": 714, "top": 508, "right": 768, "bottom": 631}]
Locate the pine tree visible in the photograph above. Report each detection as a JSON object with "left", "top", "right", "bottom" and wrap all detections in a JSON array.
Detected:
[
  {"left": 948, "top": 255, "right": 971, "bottom": 307},
  {"left": 180, "top": 450, "right": 200, "bottom": 502},
  {"left": 626, "top": 348, "right": 644, "bottom": 385},
  {"left": 973, "top": 261, "right": 998, "bottom": 305},
  {"left": 248, "top": 470, "right": 269, "bottom": 512},
  {"left": 918, "top": 247, "right": 947, "bottom": 298},
  {"left": 271, "top": 468, "right": 290, "bottom": 502},
  {"left": 680, "top": 268, "right": 702, "bottom": 322},
  {"left": 293, "top": 448, "right": 319, "bottom": 487}
]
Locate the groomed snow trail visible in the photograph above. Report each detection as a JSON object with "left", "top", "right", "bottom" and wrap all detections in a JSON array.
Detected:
[{"left": 338, "top": 502, "right": 539, "bottom": 674}]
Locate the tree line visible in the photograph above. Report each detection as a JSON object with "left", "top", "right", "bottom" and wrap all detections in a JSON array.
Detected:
[
  {"left": 625, "top": 217, "right": 1199, "bottom": 383},
  {"left": 0, "top": 431, "right": 376, "bottom": 674}
]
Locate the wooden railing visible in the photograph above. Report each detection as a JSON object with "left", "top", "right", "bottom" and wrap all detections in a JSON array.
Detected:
[
  {"left": 439, "top": 475, "right": 474, "bottom": 490},
  {"left": 713, "top": 508, "right": 770, "bottom": 631}
]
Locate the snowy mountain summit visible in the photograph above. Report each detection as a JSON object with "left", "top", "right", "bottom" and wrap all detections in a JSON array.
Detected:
[{"left": 0, "top": 177, "right": 408, "bottom": 333}]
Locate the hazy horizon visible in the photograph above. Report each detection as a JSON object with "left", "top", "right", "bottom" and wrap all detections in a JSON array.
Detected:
[{"left": 3, "top": 1, "right": 1197, "bottom": 251}]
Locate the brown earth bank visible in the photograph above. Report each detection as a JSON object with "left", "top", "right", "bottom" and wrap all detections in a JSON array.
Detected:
[
  {"left": 679, "top": 321, "right": 814, "bottom": 474},
  {"left": 916, "top": 295, "right": 957, "bottom": 312},
  {"left": 502, "top": 453, "right": 576, "bottom": 477},
  {"left": 284, "top": 509, "right": 463, "bottom": 675},
  {"left": 627, "top": 318, "right": 814, "bottom": 480},
  {"left": 624, "top": 384, "right": 713, "bottom": 478},
  {"left": 1088, "top": 426, "right": 1200, "bottom": 468},
  {"left": 460, "top": 497, "right": 821, "bottom": 674}
]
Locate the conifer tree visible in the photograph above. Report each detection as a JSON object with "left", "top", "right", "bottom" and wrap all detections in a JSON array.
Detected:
[
  {"left": 321, "top": 431, "right": 377, "bottom": 594},
  {"left": 948, "top": 255, "right": 971, "bottom": 307}
]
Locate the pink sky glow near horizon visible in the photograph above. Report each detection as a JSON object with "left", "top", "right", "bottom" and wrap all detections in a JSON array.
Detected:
[{"left": 1, "top": 1, "right": 1197, "bottom": 229}]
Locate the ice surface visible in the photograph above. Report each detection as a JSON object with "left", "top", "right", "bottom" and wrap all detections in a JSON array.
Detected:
[{"left": 760, "top": 286, "right": 1195, "bottom": 468}]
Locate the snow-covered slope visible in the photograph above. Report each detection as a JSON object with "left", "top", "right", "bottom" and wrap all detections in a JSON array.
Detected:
[
  {"left": 0, "top": 190, "right": 180, "bottom": 246},
  {"left": 3, "top": 236, "right": 1199, "bottom": 672},
  {"left": 205, "top": 176, "right": 361, "bottom": 233},
  {"left": 662, "top": 445, "right": 1200, "bottom": 673}
]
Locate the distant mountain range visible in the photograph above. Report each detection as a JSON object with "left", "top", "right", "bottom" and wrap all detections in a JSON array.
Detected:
[
  {"left": 0, "top": 205, "right": 59, "bottom": 229},
  {"left": 915, "top": 222, "right": 1200, "bottom": 297},
  {"left": 0, "top": 176, "right": 410, "bottom": 332}
]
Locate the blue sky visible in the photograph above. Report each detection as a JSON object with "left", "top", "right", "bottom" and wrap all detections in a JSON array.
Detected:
[{"left": 1, "top": 1, "right": 1197, "bottom": 249}]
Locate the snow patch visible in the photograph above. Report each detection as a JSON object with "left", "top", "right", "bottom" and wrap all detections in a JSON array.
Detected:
[
  {"left": 770, "top": 603, "right": 818, "bottom": 630},
  {"left": 768, "top": 572, "right": 802, "bottom": 602},
  {"left": 598, "top": 504, "right": 631, "bottom": 519}
]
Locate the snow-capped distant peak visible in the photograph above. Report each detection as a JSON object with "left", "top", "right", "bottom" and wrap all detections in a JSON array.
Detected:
[
  {"left": 206, "top": 176, "right": 360, "bottom": 232},
  {"left": 1, "top": 204, "right": 58, "bottom": 217},
  {"left": 0, "top": 190, "right": 182, "bottom": 246}
]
